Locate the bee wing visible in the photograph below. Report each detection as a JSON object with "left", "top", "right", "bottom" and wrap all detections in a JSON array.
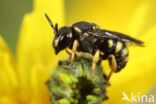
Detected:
[{"left": 87, "top": 29, "right": 144, "bottom": 47}]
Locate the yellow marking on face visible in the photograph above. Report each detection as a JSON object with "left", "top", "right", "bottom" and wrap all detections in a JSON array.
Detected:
[
  {"left": 122, "top": 48, "right": 129, "bottom": 56},
  {"left": 54, "top": 35, "right": 61, "bottom": 46},
  {"left": 69, "top": 33, "right": 72, "bottom": 38},
  {"left": 115, "top": 41, "right": 123, "bottom": 53},
  {"left": 108, "top": 39, "right": 113, "bottom": 48},
  {"left": 83, "top": 33, "right": 89, "bottom": 37},
  {"left": 74, "top": 27, "right": 82, "bottom": 33}
]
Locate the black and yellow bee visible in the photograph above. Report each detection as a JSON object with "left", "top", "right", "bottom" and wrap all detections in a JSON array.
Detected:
[{"left": 45, "top": 13, "right": 144, "bottom": 82}]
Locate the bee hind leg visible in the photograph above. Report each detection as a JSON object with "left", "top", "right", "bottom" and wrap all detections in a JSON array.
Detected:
[
  {"left": 69, "top": 40, "right": 79, "bottom": 67},
  {"left": 106, "top": 55, "right": 117, "bottom": 85},
  {"left": 90, "top": 50, "right": 100, "bottom": 79}
]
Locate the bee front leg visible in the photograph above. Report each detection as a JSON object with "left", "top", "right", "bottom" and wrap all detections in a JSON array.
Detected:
[
  {"left": 69, "top": 40, "right": 79, "bottom": 66},
  {"left": 107, "top": 55, "right": 117, "bottom": 83},
  {"left": 90, "top": 50, "right": 100, "bottom": 79}
]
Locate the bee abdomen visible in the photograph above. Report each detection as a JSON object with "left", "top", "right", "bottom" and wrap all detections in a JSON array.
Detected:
[
  {"left": 99, "top": 39, "right": 129, "bottom": 72},
  {"left": 115, "top": 46, "right": 129, "bottom": 72}
]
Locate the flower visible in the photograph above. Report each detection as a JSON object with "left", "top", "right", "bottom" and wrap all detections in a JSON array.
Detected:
[
  {"left": 0, "top": 0, "right": 64, "bottom": 104},
  {"left": 0, "top": 0, "right": 156, "bottom": 104},
  {"left": 47, "top": 56, "right": 108, "bottom": 104}
]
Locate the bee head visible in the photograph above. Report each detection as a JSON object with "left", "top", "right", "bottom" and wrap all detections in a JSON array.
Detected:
[
  {"left": 45, "top": 13, "right": 73, "bottom": 54},
  {"left": 53, "top": 26, "right": 73, "bottom": 55},
  {"left": 45, "top": 13, "right": 74, "bottom": 55}
]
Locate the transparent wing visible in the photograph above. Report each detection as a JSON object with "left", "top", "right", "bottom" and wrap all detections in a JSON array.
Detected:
[{"left": 87, "top": 29, "right": 144, "bottom": 47}]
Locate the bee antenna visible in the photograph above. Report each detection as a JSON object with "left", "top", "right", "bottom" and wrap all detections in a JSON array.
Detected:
[{"left": 45, "top": 13, "right": 58, "bottom": 35}]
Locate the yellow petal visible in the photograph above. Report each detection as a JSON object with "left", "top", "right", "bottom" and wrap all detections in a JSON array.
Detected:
[
  {"left": 0, "top": 96, "right": 17, "bottom": 104},
  {"left": 17, "top": 0, "right": 65, "bottom": 87},
  {"left": 104, "top": 25, "right": 156, "bottom": 104},
  {"left": 0, "top": 36, "right": 18, "bottom": 103},
  {"left": 30, "top": 64, "right": 51, "bottom": 104},
  {"left": 18, "top": 64, "right": 51, "bottom": 104},
  {"left": 0, "top": 36, "right": 15, "bottom": 68},
  {"left": 124, "top": 0, "right": 151, "bottom": 36},
  {"left": 66, "top": 0, "right": 156, "bottom": 44},
  {"left": 66, "top": 0, "right": 152, "bottom": 32}
]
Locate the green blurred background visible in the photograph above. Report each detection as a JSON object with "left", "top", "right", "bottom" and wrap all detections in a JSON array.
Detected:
[{"left": 0, "top": 0, "right": 32, "bottom": 54}]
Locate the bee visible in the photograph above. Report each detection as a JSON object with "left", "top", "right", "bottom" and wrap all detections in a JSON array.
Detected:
[{"left": 45, "top": 13, "right": 144, "bottom": 82}]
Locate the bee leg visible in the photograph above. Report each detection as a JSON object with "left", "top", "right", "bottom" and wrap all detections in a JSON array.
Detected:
[
  {"left": 90, "top": 50, "right": 100, "bottom": 79},
  {"left": 65, "top": 49, "right": 71, "bottom": 55},
  {"left": 69, "top": 40, "right": 79, "bottom": 67},
  {"left": 106, "top": 55, "right": 117, "bottom": 84}
]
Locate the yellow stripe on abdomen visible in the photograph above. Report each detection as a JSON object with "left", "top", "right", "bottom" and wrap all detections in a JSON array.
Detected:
[
  {"left": 108, "top": 39, "right": 113, "bottom": 48},
  {"left": 121, "top": 48, "right": 129, "bottom": 56},
  {"left": 115, "top": 41, "right": 123, "bottom": 53}
]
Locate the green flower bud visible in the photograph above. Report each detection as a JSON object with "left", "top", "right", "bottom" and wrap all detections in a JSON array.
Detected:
[
  {"left": 58, "top": 99, "right": 70, "bottom": 104},
  {"left": 47, "top": 56, "right": 108, "bottom": 104},
  {"left": 59, "top": 73, "right": 73, "bottom": 85},
  {"left": 86, "top": 95, "right": 97, "bottom": 101}
]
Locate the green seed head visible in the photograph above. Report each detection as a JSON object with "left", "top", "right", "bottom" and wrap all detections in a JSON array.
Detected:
[{"left": 47, "top": 56, "right": 108, "bottom": 104}]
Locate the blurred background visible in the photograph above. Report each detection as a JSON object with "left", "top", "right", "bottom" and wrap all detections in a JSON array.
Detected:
[{"left": 0, "top": 0, "right": 32, "bottom": 54}]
